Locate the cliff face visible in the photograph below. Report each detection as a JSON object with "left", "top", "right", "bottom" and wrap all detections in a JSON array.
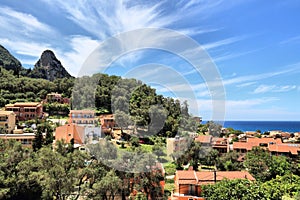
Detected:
[
  {"left": 32, "top": 50, "right": 72, "bottom": 81},
  {"left": 0, "top": 45, "right": 23, "bottom": 76}
]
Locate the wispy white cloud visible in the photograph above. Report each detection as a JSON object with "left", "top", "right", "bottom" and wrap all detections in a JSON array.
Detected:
[
  {"left": 253, "top": 85, "right": 276, "bottom": 94},
  {"left": 279, "top": 35, "right": 300, "bottom": 45},
  {"left": 55, "top": 36, "right": 99, "bottom": 76},
  {"left": 0, "top": 6, "right": 62, "bottom": 65},
  {"left": 236, "top": 82, "right": 257, "bottom": 88},
  {"left": 39, "top": 0, "right": 173, "bottom": 40},
  {"left": 0, "top": 38, "right": 51, "bottom": 57},
  {"left": 187, "top": 97, "right": 280, "bottom": 120},
  {"left": 222, "top": 63, "right": 300, "bottom": 86},
  {"left": 39, "top": 0, "right": 232, "bottom": 40},
  {"left": 213, "top": 48, "right": 263, "bottom": 62},
  {"left": 178, "top": 27, "right": 221, "bottom": 36},
  {"left": 0, "top": 6, "right": 100, "bottom": 75},
  {"left": 253, "top": 84, "right": 297, "bottom": 94},
  {"left": 0, "top": 6, "right": 59, "bottom": 44},
  {"left": 186, "top": 63, "right": 300, "bottom": 92},
  {"left": 202, "top": 36, "right": 247, "bottom": 50}
]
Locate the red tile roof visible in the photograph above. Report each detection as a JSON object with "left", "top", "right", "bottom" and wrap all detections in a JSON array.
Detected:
[
  {"left": 233, "top": 138, "right": 282, "bottom": 151},
  {"left": 176, "top": 170, "right": 255, "bottom": 185},
  {"left": 268, "top": 144, "right": 300, "bottom": 155},
  {"left": 233, "top": 142, "right": 253, "bottom": 151},
  {"left": 196, "top": 171, "right": 255, "bottom": 185},
  {"left": 195, "top": 135, "right": 212, "bottom": 144},
  {"left": 247, "top": 137, "right": 282, "bottom": 145}
]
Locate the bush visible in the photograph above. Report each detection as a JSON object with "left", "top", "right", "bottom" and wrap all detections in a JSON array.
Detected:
[{"left": 164, "top": 163, "right": 176, "bottom": 175}]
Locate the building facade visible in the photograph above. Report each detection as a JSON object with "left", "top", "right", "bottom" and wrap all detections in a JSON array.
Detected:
[
  {"left": 99, "top": 114, "right": 115, "bottom": 129},
  {"left": 45, "top": 93, "right": 70, "bottom": 104},
  {"left": 68, "top": 110, "right": 98, "bottom": 125},
  {"left": 170, "top": 170, "right": 255, "bottom": 200},
  {"left": 5, "top": 102, "right": 43, "bottom": 121},
  {"left": 0, "top": 111, "right": 16, "bottom": 133},
  {"left": 0, "top": 133, "right": 36, "bottom": 148},
  {"left": 167, "top": 136, "right": 191, "bottom": 158}
]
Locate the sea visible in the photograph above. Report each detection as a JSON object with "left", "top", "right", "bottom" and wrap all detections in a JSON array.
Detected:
[{"left": 202, "top": 121, "right": 300, "bottom": 133}]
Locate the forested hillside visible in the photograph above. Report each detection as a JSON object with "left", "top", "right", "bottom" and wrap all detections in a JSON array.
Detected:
[
  {"left": 0, "top": 67, "right": 74, "bottom": 106},
  {"left": 1, "top": 66, "right": 197, "bottom": 136},
  {"left": 0, "top": 45, "right": 28, "bottom": 77}
]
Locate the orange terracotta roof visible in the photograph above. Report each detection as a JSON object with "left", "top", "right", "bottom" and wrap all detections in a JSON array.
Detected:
[
  {"left": 196, "top": 171, "right": 255, "bottom": 185},
  {"left": 268, "top": 144, "right": 300, "bottom": 155},
  {"left": 195, "top": 135, "right": 212, "bottom": 144},
  {"left": 233, "top": 138, "right": 282, "bottom": 151},
  {"left": 233, "top": 142, "right": 253, "bottom": 151},
  {"left": 176, "top": 170, "right": 255, "bottom": 185},
  {"left": 99, "top": 114, "right": 114, "bottom": 118},
  {"left": 176, "top": 170, "right": 196, "bottom": 179},
  {"left": 247, "top": 137, "right": 282, "bottom": 145},
  {"left": 14, "top": 102, "right": 41, "bottom": 106}
]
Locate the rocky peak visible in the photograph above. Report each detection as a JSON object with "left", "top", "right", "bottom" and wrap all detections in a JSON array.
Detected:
[
  {"left": 32, "top": 50, "right": 72, "bottom": 81},
  {"left": 0, "top": 44, "right": 23, "bottom": 76}
]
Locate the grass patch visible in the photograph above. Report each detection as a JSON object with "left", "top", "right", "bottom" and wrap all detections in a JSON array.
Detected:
[
  {"left": 140, "top": 144, "right": 153, "bottom": 153},
  {"left": 164, "top": 162, "right": 177, "bottom": 175},
  {"left": 164, "top": 183, "right": 175, "bottom": 193}
]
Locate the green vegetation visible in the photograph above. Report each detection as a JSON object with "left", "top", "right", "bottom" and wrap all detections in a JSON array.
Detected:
[
  {"left": 1, "top": 66, "right": 198, "bottom": 137},
  {"left": 72, "top": 73, "right": 198, "bottom": 135},
  {"left": 0, "top": 67, "right": 74, "bottom": 107},
  {"left": 0, "top": 139, "right": 165, "bottom": 200},
  {"left": 164, "top": 163, "right": 176, "bottom": 175},
  {"left": 0, "top": 45, "right": 25, "bottom": 77},
  {"left": 202, "top": 174, "right": 300, "bottom": 200}
]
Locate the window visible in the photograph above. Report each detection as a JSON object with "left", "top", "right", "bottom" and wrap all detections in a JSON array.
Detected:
[
  {"left": 189, "top": 185, "right": 195, "bottom": 195},
  {"left": 68, "top": 133, "right": 72, "bottom": 137}
]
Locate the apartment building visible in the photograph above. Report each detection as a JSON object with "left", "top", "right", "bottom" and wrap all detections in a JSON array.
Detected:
[
  {"left": 167, "top": 136, "right": 191, "bottom": 158},
  {"left": 68, "top": 110, "right": 98, "bottom": 125},
  {"left": 0, "top": 133, "right": 37, "bottom": 148},
  {"left": 99, "top": 114, "right": 115, "bottom": 129},
  {"left": 5, "top": 102, "right": 43, "bottom": 121},
  {"left": 45, "top": 93, "right": 70, "bottom": 104},
  {"left": 170, "top": 170, "right": 255, "bottom": 200},
  {"left": 0, "top": 110, "right": 16, "bottom": 133}
]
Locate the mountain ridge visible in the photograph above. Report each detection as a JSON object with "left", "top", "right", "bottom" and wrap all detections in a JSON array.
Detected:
[
  {"left": 31, "top": 49, "right": 73, "bottom": 81},
  {"left": 0, "top": 45, "right": 72, "bottom": 80}
]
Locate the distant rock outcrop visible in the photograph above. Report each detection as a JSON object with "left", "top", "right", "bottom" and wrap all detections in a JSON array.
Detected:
[
  {"left": 0, "top": 44, "right": 24, "bottom": 76},
  {"left": 31, "top": 50, "right": 72, "bottom": 81}
]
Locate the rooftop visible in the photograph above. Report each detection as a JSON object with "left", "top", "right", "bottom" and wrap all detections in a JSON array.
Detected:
[
  {"left": 6, "top": 102, "right": 41, "bottom": 107},
  {"left": 195, "top": 135, "right": 212, "bottom": 144},
  {"left": 268, "top": 143, "right": 300, "bottom": 155},
  {"left": 0, "top": 110, "right": 15, "bottom": 115},
  {"left": 176, "top": 170, "right": 255, "bottom": 185}
]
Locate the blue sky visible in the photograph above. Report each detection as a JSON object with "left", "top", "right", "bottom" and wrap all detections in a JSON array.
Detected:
[{"left": 0, "top": 0, "right": 299, "bottom": 121}]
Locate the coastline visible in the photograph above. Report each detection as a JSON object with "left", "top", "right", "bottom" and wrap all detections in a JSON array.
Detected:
[{"left": 202, "top": 121, "right": 300, "bottom": 133}]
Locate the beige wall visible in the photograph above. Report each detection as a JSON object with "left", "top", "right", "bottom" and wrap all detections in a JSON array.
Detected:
[{"left": 0, "top": 111, "right": 16, "bottom": 133}]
